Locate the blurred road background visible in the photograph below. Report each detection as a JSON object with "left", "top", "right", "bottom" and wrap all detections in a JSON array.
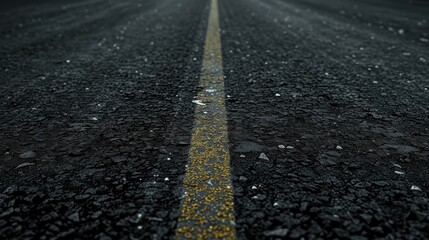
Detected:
[{"left": 0, "top": 0, "right": 428, "bottom": 239}]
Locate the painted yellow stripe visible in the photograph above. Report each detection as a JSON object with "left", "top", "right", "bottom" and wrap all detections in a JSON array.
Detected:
[{"left": 175, "top": 0, "right": 236, "bottom": 239}]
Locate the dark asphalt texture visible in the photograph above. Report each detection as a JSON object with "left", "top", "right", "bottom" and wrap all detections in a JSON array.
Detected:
[{"left": 1, "top": 0, "right": 429, "bottom": 239}]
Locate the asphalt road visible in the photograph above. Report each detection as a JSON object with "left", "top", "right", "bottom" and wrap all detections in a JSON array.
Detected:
[{"left": 0, "top": 0, "right": 428, "bottom": 239}]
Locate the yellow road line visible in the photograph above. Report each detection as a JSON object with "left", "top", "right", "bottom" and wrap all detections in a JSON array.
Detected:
[{"left": 175, "top": 0, "right": 236, "bottom": 239}]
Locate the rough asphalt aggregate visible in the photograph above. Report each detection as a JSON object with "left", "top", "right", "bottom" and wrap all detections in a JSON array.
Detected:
[{"left": 0, "top": 0, "right": 428, "bottom": 239}]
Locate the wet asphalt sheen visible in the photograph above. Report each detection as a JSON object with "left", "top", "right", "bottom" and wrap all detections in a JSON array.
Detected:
[{"left": 0, "top": 0, "right": 429, "bottom": 239}]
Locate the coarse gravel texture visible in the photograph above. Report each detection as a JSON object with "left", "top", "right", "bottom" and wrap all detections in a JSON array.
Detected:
[
  {"left": 0, "top": 0, "right": 429, "bottom": 239},
  {"left": 0, "top": 0, "right": 208, "bottom": 238},
  {"left": 220, "top": 0, "right": 429, "bottom": 239}
]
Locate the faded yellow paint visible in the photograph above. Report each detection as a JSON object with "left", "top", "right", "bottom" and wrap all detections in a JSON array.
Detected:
[{"left": 175, "top": 0, "right": 236, "bottom": 239}]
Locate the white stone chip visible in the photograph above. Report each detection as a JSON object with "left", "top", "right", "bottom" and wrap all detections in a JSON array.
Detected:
[
  {"left": 192, "top": 100, "right": 206, "bottom": 106},
  {"left": 258, "top": 153, "right": 269, "bottom": 161}
]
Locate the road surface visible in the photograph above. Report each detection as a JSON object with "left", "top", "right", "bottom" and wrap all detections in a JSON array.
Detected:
[{"left": 0, "top": 0, "right": 428, "bottom": 239}]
